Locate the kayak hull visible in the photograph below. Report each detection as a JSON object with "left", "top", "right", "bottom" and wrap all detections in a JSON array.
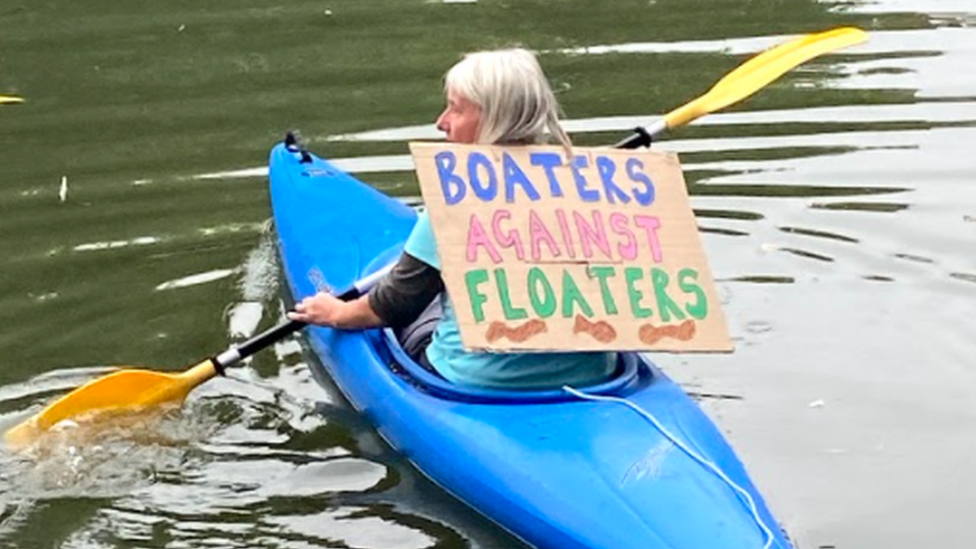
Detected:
[{"left": 269, "top": 141, "right": 792, "bottom": 549}]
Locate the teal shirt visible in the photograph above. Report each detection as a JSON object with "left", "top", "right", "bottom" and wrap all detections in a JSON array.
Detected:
[{"left": 404, "top": 212, "right": 616, "bottom": 389}]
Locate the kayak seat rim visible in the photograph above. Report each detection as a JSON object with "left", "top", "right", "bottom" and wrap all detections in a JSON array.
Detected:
[{"left": 381, "top": 328, "right": 643, "bottom": 404}]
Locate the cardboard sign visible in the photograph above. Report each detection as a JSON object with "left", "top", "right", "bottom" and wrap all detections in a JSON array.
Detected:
[{"left": 409, "top": 142, "right": 732, "bottom": 353}]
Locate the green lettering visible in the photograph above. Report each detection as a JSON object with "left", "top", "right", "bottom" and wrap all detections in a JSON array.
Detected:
[
  {"left": 624, "top": 267, "right": 652, "bottom": 318},
  {"left": 678, "top": 268, "right": 708, "bottom": 319},
  {"left": 561, "top": 270, "right": 594, "bottom": 318},
  {"left": 465, "top": 269, "right": 490, "bottom": 323},
  {"left": 494, "top": 268, "right": 527, "bottom": 321},
  {"left": 528, "top": 267, "right": 556, "bottom": 318},
  {"left": 651, "top": 268, "right": 686, "bottom": 322},
  {"left": 588, "top": 265, "right": 619, "bottom": 315}
]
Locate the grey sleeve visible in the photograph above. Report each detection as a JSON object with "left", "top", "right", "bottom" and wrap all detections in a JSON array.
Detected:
[{"left": 368, "top": 252, "right": 444, "bottom": 328}]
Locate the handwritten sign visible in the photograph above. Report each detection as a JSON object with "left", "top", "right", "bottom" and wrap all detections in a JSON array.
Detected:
[{"left": 409, "top": 142, "right": 732, "bottom": 353}]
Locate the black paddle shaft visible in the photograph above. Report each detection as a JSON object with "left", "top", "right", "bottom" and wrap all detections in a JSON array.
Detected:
[
  {"left": 213, "top": 284, "right": 367, "bottom": 372},
  {"left": 235, "top": 319, "right": 306, "bottom": 361},
  {"left": 615, "top": 126, "right": 654, "bottom": 149}
]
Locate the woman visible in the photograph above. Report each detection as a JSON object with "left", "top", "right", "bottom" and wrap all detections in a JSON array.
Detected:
[{"left": 288, "top": 48, "right": 615, "bottom": 389}]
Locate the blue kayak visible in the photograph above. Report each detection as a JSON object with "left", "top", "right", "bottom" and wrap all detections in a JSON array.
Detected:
[{"left": 269, "top": 138, "right": 793, "bottom": 549}]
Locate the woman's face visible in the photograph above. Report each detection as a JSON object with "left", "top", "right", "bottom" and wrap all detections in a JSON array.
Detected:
[{"left": 435, "top": 89, "right": 481, "bottom": 144}]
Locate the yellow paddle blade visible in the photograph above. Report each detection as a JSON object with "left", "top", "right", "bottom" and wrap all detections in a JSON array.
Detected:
[
  {"left": 3, "top": 360, "right": 218, "bottom": 449},
  {"left": 663, "top": 27, "right": 868, "bottom": 130},
  {"left": 0, "top": 94, "right": 24, "bottom": 105}
]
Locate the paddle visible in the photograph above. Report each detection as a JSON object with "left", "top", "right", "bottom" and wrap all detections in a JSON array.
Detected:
[
  {"left": 2, "top": 264, "right": 393, "bottom": 449},
  {"left": 3, "top": 26, "right": 866, "bottom": 449},
  {"left": 615, "top": 26, "right": 867, "bottom": 148},
  {"left": 0, "top": 95, "right": 25, "bottom": 105}
]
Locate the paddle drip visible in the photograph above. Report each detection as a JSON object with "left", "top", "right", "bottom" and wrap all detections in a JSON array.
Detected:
[{"left": 562, "top": 386, "right": 776, "bottom": 549}]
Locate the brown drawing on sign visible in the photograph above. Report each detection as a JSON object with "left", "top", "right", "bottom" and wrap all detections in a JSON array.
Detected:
[
  {"left": 573, "top": 315, "right": 618, "bottom": 343},
  {"left": 485, "top": 319, "right": 548, "bottom": 343},
  {"left": 638, "top": 319, "right": 697, "bottom": 344}
]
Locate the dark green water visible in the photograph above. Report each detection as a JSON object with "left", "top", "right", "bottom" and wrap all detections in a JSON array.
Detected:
[{"left": 2, "top": 0, "right": 975, "bottom": 547}]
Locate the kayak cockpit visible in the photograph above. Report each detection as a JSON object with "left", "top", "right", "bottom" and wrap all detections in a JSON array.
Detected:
[
  {"left": 359, "top": 242, "right": 648, "bottom": 404},
  {"left": 376, "top": 328, "right": 646, "bottom": 404}
]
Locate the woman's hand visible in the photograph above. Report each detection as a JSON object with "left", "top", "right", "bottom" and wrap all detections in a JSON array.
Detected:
[
  {"left": 288, "top": 292, "right": 345, "bottom": 326},
  {"left": 287, "top": 293, "right": 384, "bottom": 330}
]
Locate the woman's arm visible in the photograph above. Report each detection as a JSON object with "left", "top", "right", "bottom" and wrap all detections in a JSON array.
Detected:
[
  {"left": 287, "top": 252, "right": 443, "bottom": 330},
  {"left": 368, "top": 253, "right": 444, "bottom": 327}
]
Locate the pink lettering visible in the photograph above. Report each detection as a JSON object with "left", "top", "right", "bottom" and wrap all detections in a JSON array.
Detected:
[
  {"left": 633, "top": 215, "right": 663, "bottom": 262},
  {"left": 467, "top": 214, "right": 503, "bottom": 263},
  {"left": 573, "top": 210, "right": 612, "bottom": 260},
  {"left": 609, "top": 212, "right": 637, "bottom": 260},
  {"left": 491, "top": 209, "right": 525, "bottom": 260},
  {"left": 554, "top": 209, "right": 576, "bottom": 259},
  {"left": 529, "top": 210, "right": 561, "bottom": 261}
]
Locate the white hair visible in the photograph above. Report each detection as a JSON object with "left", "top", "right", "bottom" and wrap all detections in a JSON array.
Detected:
[{"left": 444, "top": 48, "right": 572, "bottom": 154}]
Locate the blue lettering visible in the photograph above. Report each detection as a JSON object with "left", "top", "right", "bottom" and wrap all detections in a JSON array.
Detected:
[
  {"left": 596, "top": 156, "right": 631, "bottom": 204},
  {"left": 503, "top": 152, "right": 541, "bottom": 203},
  {"left": 467, "top": 152, "right": 498, "bottom": 202},
  {"left": 627, "top": 158, "right": 655, "bottom": 206},
  {"left": 529, "top": 151, "right": 564, "bottom": 198},
  {"left": 571, "top": 155, "right": 600, "bottom": 202},
  {"left": 435, "top": 151, "right": 466, "bottom": 205}
]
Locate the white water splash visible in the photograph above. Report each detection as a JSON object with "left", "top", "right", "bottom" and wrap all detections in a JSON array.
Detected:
[
  {"left": 226, "top": 302, "right": 264, "bottom": 339},
  {"left": 274, "top": 340, "right": 303, "bottom": 361},
  {"left": 223, "top": 232, "right": 280, "bottom": 338},
  {"left": 238, "top": 233, "right": 279, "bottom": 302},
  {"left": 198, "top": 222, "right": 265, "bottom": 236}
]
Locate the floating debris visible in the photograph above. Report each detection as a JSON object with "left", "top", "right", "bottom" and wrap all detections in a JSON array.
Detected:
[{"left": 28, "top": 292, "right": 59, "bottom": 303}]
